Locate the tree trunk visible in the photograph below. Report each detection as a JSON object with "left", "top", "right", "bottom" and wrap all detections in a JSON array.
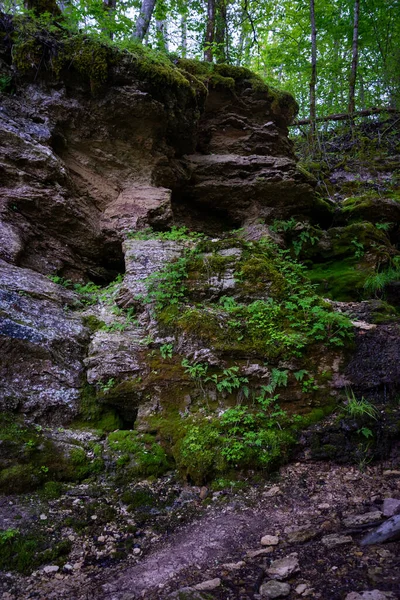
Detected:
[
  {"left": 133, "top": 0, "right": 157, "bottom": 42},
  {"left": 215, "top": 0, "right": 227, "bottom": 63},
  {"left": 309, "top": 0, "right": 317, "bottom": 140},
  {"left": 181, "top": 13, "right": 187, "bottom": 58},
  {"left": 204, "top": 0, "right": 216, "bottom": 62},
  {"left": 291, "top": 107, "right": 399, "bottom": 126},
  {"left": 348, "top": 0, "right": 360, "bottom": 114}
]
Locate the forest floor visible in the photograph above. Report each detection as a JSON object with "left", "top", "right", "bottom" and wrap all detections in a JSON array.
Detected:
[{"left": 1, "top": 447, "right": 400, "bottom": 600}]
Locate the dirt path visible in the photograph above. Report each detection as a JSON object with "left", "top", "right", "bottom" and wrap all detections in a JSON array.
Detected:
[{"left": 101, "top": 508, "right": 267, "bottom": 599}]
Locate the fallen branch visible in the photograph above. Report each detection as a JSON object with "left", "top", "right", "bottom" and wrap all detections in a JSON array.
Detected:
[{"left": 290, "top": 107, "right": 400, "bottom": 126}]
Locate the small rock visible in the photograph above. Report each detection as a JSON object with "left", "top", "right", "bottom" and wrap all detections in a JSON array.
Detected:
[
  {"left": 63, "top": 564, "right": 73, "bottom": 572},
  {"left": 133, "top": 548, "right": 141, "bottom": 555},
  {"left": 343, "top": 512, "right": 382, "bottom": 527},
  {"left": 284, "top": 525, "right": 318, "bottom": 544},
  {"left": 43, "top": 565, "right": 59, "bottom": 574},
  {"left": 382, "top": 498, "right": 400, "bottom": 517},
  {"left": 318, "top": 503, "right": 330, "bottom": 510},
  {"left": 345, "top": 591, "right": 396, "bottom": 599},
  {"left": 97, "top": 536, "right": 106, "bottom": 543},
  {"left": 260, "top": 580, "right": 291, "bottom": 598},
  {"left": 266, "top": 553, "right": 300, "bottom": 580},
  {"left": 194, "top": 578, "right": 221, "bottom": 591},
  {"left": 91, "top": 515, "right": 97, "bottom": 520},
  {"left": 199, "top": 486, "right": 209, "bottom": 500},
  {"left": 383, "top": 470, "right": 400, "bottom": 476},
  {"left": 295, "top": 584, "right": 307, "bottom": 595},
  {"left": 321, "top": 534, "right": 353, "bottom": 548},
  {"left": 247, "top": 548, "right": 274, "bottom": 558},
  {"left": 263, "top": 486, "right": 281, "bottom": 497},
  {"left": 39, "top": 514, "right": 47, "bottom": 521},
  {"left": 221, "top": 561, "right": 245, "bottom": 570},
  {"left": 261, "top": 535, "right": 279, "bottom": 546}
]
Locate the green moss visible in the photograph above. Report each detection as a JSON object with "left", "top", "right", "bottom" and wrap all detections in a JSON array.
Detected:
[
  {"left": 236, "top": 255, "right": 286, "bottom": 297},
  {"left": 82, "top": 315, "right": 106, "bottom": 333},
  {"left": 0, "top": 529, "right": 71, "bottom": 574},
  {"left": 76, "top": 383, "right": 122, "bottom": 432},
  {"left": 108, "top": 430, "right": 171, "bottom": 478},
  {"left": 307, "top": 257, "right": 370, "bottom": 301}
]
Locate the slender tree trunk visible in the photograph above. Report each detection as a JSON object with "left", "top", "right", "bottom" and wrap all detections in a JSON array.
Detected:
[
  {"left": 348, "top": 0, "right": 360, "bottom": 113},
  {"left": 133, "top": 0, "right": 157, "bottom": 42},
  {"left": 181, "top": 13, "right": 187, "bottom": 58},
  {"left": 309, "top": 0, "right": 317, "bottom": 141},
  {"left": 215, "top": 0, "right": 227, "bottom": 63},
  {"left": 204, "top": 0, "right": 216, "bottom": 62}
]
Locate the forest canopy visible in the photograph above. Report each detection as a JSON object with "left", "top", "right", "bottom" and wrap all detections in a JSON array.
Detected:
[{"left": 1, "top": 0, "right": 399, "bottom": 122}]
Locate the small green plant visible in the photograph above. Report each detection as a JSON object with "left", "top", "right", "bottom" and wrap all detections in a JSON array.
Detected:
[
  {"left": 0, "top": 529, "right": 19, "bottom": 543},
  {"left": 142, "top": 256, "right": 189, "bottom": 310},
  {"left": 270, "top": 218, "right": 297, "bottom": 233},
  {"left": 351, "top": 238, "right": 365, "bottom": 259},
  {"left": 98, "top": 378, "right": 116, "bottom": 394},
  {"left": 375, "top": 222, "right": 393, "bottom": 232},
  {"left": 205, "top": 366, "right": 249, "bottom": 396},
  {"left": 182, "top": 359, "right": 209, "bottom": 380},
  {"left": 0, "top": 74, "right": 12, "bottom": 93},
  {"left": 345, "top": 389, "right": 378, "bottom": 420},
  {"left": 358, "top": 426, "right": 374, "bottom": 439},
  {"left": 127, "top": 226, "right": 204, "bottom": 242},
  {"left": 160, "top": 343, "right": 173, "bottom": 359}
]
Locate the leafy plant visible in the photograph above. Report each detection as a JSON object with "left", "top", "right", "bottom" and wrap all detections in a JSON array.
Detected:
[
  {"left": 98, "top": 378, "right": 116, "bottom": 394},
  {"left": 351, "top": 238, "right": 365, "bottom": 259},
  {"left": 142, "top": 256, "right": 189, "bottom": 310},
  {"left": 127, "top": 226, "right": 204, "bottom": 242},
  {"left": 160, "top": 343, "right": 173, "bottom": 359}
]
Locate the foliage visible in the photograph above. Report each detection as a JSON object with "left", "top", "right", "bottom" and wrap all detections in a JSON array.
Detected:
[
  {"left": 127, "top": 226, "right": 204, "bottom": 242},
  {"left": 108, "top": 430, "right": 171, "bottom": 477},
  {"left": 141, "top": 255, "right": 190, "bottom": 310},
  {"left": 345, "top": 389, "right": 378, "bottom": 420},
  {"left": 0, "top": 528, "right": 71, "bottom": 574}
]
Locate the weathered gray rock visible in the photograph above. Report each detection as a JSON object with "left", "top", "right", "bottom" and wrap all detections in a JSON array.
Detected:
[
  {"left": 345, "top": 591, "right": 396, "bottom": 600},
  {"left": 321, "top": 534, "right": 353, "bottom": 548},
  {"left": 120, "top": 239, "right": 186, "bottom": 306},
  {"left": 261, "top": 535, "right": 280, "bottom": 546},
  {"left": 259, "top": 580, "right": 291, "bottom": 598},
  {"left": 343, "top": 512, "right": 383, "bottom": 528},
  {"left": 361, "top": 514, "right": 400, "bottom": 546},
  {"left": 193, "top": 578, "right": 221, "bottom": 591},
  {"left": 0, "top": 261, "right": 88, "bottom": 421},
  {"left": 284, "top": 525, "right": 318, "bottom": 544},
  {"left": 382, "top": 498, "right": 400, "bottom": 517},
  {"left": 266, "top": 553, "right": 300, "bottom": 580}
]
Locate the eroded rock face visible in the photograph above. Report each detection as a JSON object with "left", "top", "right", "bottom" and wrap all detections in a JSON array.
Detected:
[
  {"left": 0, "top": 28, "right": 317, "bottom": 422},
  {"left": 0, "top": 260, "right": 88, "bottom": 421}
]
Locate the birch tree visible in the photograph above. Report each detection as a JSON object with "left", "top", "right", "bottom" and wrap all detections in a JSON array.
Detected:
[{"left": 133, "top": 0, "right": 157, "bottom": 41}]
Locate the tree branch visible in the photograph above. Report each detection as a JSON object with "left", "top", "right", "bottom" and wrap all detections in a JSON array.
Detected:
[{"left": 290, "top": 107, "right": 400, "bottom": 126}]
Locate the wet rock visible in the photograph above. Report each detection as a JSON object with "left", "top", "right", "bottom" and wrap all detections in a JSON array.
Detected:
[
  {"left": 259, "top": 580, "right": 291, "bottom": 598},
  {"left": 266, "top": 553, "right": 300, "bottom": 580}
]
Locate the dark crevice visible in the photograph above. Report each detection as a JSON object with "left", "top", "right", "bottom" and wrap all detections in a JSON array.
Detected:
[{"left": 171, "top": 190, "right": 241, "bottom": 235}]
